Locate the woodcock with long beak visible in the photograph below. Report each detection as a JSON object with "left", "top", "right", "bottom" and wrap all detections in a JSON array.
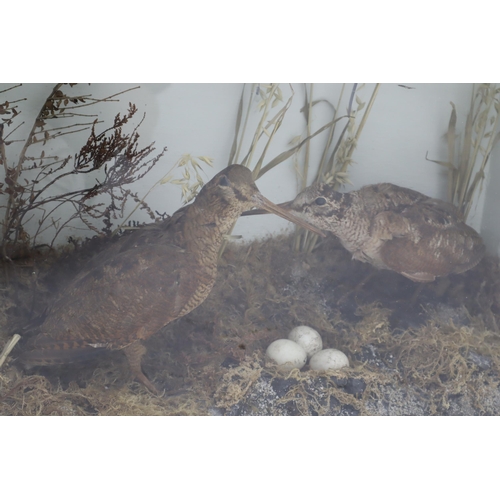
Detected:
[
  {"left": 246, "top": 182, "right": 485, "bottom": 283},
  {"left": 18, "top": 165, "right": 324, "bottom": 394}
]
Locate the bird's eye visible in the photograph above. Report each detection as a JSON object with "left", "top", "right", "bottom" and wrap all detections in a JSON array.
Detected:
[
  {"left": 219, "top": 175, "right": 230, "bottom": 187},
  {"left": 315, "top": 197, "right": 326, "bottom": 206}
]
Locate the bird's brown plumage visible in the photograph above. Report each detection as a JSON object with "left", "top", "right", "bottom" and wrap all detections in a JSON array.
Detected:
[
  {"left": 280, "top": 182, "right": 485, "bottom": 282},
  {"left": 19, "top": 165, "right": 324, "bottom": 393}
]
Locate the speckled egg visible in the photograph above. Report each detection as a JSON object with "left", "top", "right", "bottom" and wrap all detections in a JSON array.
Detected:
[
  {"left": 309, "top": 348, "right": 349, "bottom": 371},
  {"left": 266, "top": 339, "right": 307, "bottom": 372},
  {"left": 288, "top": 326, "right": 323, "bottom": 359}
]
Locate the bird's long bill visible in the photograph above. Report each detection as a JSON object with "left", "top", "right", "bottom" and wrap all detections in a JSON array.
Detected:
[{"left": 252, "top": 194, "right": 325, "bottom": 237}]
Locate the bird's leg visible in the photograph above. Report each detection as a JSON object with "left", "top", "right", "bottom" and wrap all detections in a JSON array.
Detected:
[
  {"left": 408, "top": 278, "right": 449, "bottom": 307},
  {"left": 123, "top": 342, "right": 159, "bottom": 395}
]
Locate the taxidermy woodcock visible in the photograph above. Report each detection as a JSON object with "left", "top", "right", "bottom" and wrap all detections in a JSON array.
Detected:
[
  {"left": 246, "top": 182, "right": 485, "bottom": 283},
  {"left": 18, "top": 165, "right": 324, "bottom": 394}
]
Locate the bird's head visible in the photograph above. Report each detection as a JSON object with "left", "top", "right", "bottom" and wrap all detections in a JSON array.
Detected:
[{"left": 202, "top": 165, "right": 325, "bottom": 236}]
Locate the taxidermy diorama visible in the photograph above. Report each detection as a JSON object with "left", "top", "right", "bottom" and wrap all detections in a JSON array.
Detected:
[{"left": 1, "top": 83, "right": 500, "bottom": 416}]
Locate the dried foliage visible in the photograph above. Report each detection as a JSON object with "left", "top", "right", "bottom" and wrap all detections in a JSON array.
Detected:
[
  {"left": 0, "top": 372, "right": 207, "bottom": 416},
  {"left": 228, "top": 83, "right": 380, "bottom": 253},
  {"left": 116, "top": 153, "right": 214, "bottom": 235},
  {"left": 0, "top": 83, "right": 167, "bottom": 259},
  {"left": 228, "top": 83, "right": 352, "bottom": 181},
  {"left": 3, "top": 233, "right": 500, "bottom": 415},
  {"left": 2, "top": 84, "right": 499, "bottom": 415},
  {"left": 427, "top": 83, "right": 500, "bottom": 220},
  {"left": 293, "top": 83, "right": 381, "bottom": 253}
]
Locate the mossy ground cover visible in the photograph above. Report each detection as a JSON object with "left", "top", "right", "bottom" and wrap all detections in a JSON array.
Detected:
[{"left": 2, "top": 233, "right": 500, "bottom": 415}]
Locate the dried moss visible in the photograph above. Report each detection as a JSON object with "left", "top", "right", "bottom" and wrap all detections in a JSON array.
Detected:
[{"left": 2, "top": 233, "right": 500, "bottom": 415}]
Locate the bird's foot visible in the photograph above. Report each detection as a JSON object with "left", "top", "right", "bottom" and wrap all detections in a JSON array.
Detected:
[{"left": 124, "top": 342, "right": 161, "bottom": 396}]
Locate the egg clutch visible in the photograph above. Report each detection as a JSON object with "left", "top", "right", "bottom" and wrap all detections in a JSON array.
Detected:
[{"left": 265, "top": 325, "right": 349, "bottom": 373}]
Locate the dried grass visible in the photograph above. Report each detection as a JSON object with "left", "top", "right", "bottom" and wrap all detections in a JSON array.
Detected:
[
  {"left": 427, "top": 83, "right": 500, "bottom": 220},
  {"left": 2, "top": 233, "right": 500, "bottom": 415}
]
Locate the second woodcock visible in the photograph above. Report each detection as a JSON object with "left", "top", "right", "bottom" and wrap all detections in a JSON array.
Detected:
[{"left": 264, "top": 182, "right": 486, "bottom": 283}]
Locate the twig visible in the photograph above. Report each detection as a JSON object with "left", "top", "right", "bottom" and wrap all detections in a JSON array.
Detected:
[{"left": 0, "top": 334, "right": 21, "bottom": 369}]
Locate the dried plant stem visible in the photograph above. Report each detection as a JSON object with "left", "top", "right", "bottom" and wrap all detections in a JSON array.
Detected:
[
  {"left": 316, "top": 84, "right": 345, "bottom": 184},
  {"left": 1, "top": 84, "right": 165, "bottom": 257},
  {"left": 298, "top": 84, "right": 381, "bottom": 254},
  {"left": 253, "top": 87, "right": 294, "bottom": 179},
  {"left": 1, "top": 84, "right": 62, "bottom": 254},
  {"left": 229, "top": 84, "right": 257, "bottom": 166},
  {"left": 15, "top": 84, "right": 63, "bottom": 175},
  {"left": 226, "top": 83, "right": 379, "bottom": 255},
  {"left": 256, "top": 117, "right": 346, "bottom": 180},
  {"left": 337, "top": 83, "right": 380, "bottom": 176},
  {"left": 113, "top": 154, "right": 213, "bottom": 235},
  {"left": 0, "top": 334, "right": 21, "bottom": 369},
  {"left": 427, "top": 83, "right": 500, "bottom": 221},
  {"left": 301, "top": 84, "right": 314, "bottom": 191},
  {"left": 245, "top": 84, "right": 281, "bottom": 171}
]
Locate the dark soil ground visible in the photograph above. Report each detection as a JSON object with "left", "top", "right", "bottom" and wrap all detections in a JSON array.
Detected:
[{"left": 2, "top": 231, "right": 500, "bottom": 415}]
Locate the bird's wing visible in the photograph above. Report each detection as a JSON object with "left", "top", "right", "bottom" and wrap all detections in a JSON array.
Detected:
[
  {"left": 360, "top": 183, "right": 429, "bottom": 214},
  {"left": 378, "top": 202, "right": 485, "bottom": 281},
  {"left": 21, "top": 241, "right": 208, "bottom": 366}
]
